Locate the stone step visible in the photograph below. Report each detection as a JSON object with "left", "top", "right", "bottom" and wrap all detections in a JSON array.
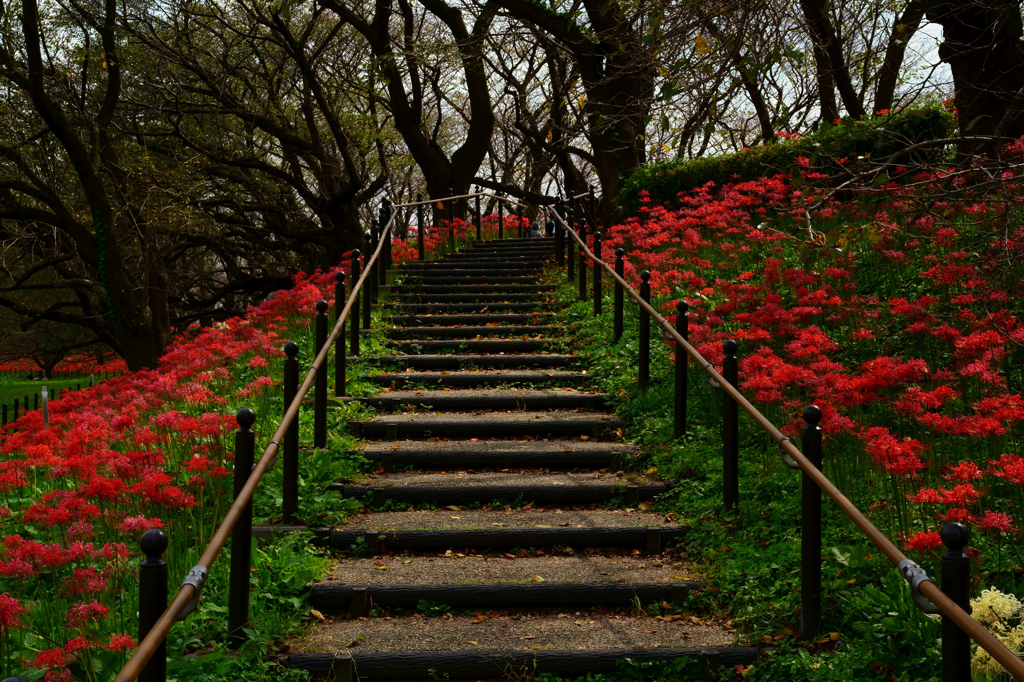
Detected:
[
  {"left": 390, "top": 314, "right": 555, "bottom": 327},
  {"left": 375, "top": 355, "right": 573, "bottom": 370},
  {"left": 444, "top": 251, "right": 551, "bottom": 259},
  {"left": 347, "top": 411, "right": 621, "bottom": 440},
  {"left": 389, "top": 302, "right": 558, "bottom": 314},
  {"left": 391, "top": 293, "right": 547, "bottom": 303},
  {"left": 368, "top": 369, "right": 587, "bottom": 388},
  {"left": 384, "top": 339, "right": 553, "bottom": 354},
  {"left": 358, "top": 439, "right": 631, "bottom": 469},
  {"left": 359, "top": 389, "right": 607, "bottom": 411},
  {"left": 335, "top": 481, "right": 665, "bottom": 505},
  {"left": 387, "top": 326, "right": 566, "bottom": 340}
]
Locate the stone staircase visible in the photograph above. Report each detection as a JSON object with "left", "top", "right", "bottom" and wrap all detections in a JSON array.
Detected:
[{"left": 288, "top": 239, "right": 758, "bottom": 680}]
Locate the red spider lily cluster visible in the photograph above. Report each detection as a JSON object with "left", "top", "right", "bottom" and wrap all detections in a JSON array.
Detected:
[
  {"left": 0, "top": 354, "right": 127, "bottom": 377},
  {"left": 0, "top": 265, "right": 346, "bottom": 678},
  {"left": 605, "top": 161, "right": 1024, "bottom": 577}
]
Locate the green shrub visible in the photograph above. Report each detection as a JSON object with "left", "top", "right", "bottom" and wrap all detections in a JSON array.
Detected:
[{"left": 618, "top": 106, "right": 955, "bottom": 215}]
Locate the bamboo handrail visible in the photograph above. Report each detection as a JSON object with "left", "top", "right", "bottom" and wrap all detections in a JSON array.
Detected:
[
  {"left": 552, "top": 212, "right": 1024, "bottom": 679},
  {"left": 112, "top": 214, "right": 396, "bottom": 682},
  {"left": 393, "top": 191, "right": 530, "bottom": 211}
]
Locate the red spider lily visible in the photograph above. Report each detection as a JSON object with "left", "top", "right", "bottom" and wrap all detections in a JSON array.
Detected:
[
  {"left": 66, "top": 600, "right": 109, "bottom": 628},
  {"left": 903, "top": 531, "right": 943, "bottom": 552},
  {"left": 944, "top": 462, "right": 984, "bottom": 483},
  {"left": 31, "top": 648, "right": 67, "bottom": 670},
  {"left": 990, "top": 454, "right": 1024, "bottom": 485},
  {"left": 939, "top": 484, "right": 982, "bottom": 506},
  {"left": 976, "top": 511, "right": 1017, "bottom": 534},
  {"left": 106, "top": 633, "right": 134, "bottom": 652},
  {"left": 0, "top": 593, "right": 25, "bottom": 629},
  {"left": 907, "top": 488, "right": 942, "bottom": 504}
]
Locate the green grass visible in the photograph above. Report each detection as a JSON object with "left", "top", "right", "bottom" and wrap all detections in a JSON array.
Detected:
[{"left": 0, "top": 377, "right": 89, "bottom": 413}]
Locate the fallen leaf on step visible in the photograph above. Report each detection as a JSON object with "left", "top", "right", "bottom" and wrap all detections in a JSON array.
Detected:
[
  {"left": 348, "top": 640, "right": 362, "bottom": 648},
  {"left": 559, "top": 522, "right": 571, "bottom": 527},
  {"left": 490, "top": 523, "right": 505, "bottom": 527},
  {"left": 309, "top": 609, "right": 326, "bottom": 622},
  {"left": 520, "top": 636, "right": 534, "bottom": 640},
  {"left": 503, "top": 553, "right": 516, "bottom": 559},
  {"left": 403, "top": 559, "right": 412, "bottom": 564},
  {"left": 469, "top": 438, "right": 478, "bottom": 441},
  {"left": 450, "top": 516, "right": 461, "bottom": 520},
  {"left": 446, "top": 505, "right": 460, "bottom": 511},
  {"left": 531, "top": 576, "right": 545, "bottom": 583},
  {"left": 600, "top": 572, "right": 611, "bottom": 576},
  {"left": 464, "top": 640, "right": 477, "bottom": 646},
  {"left": 444, "top": 550, "right": 453, "bottom": 557},
  {"left": 535, "top": 524, "right": 552, "bottom": 528}
]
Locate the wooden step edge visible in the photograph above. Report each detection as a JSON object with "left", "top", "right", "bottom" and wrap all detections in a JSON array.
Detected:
[
  {"left": 309, "top": 580, "right": 704, "bottom": 612},
  {"left": 327, "top": 525, "right": 687, "bottom": 552},
  {"left": 290, "top": 646, "right": 763, "bottom": 680},
  {"left": 330, "top": 483, "right": 668, "bottom": 505}
]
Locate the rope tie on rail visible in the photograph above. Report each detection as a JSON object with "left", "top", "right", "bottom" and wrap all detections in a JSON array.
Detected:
[
  {"left": 898, "top": 560, "right": 940, "bottom": 614},
  {"left": 703, "top": 363, "right": 721, "bottom": 389},
  {"left": 178, "top": 565, "right": 209, "bottom": 620},
  {"left": 776, "top": 436, "right": 800, "bottom": 470}
]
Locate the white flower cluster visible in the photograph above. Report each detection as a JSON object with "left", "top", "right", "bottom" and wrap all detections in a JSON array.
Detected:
[{"left": 971, "top": 588, "right": 1024, "bottom": 678}]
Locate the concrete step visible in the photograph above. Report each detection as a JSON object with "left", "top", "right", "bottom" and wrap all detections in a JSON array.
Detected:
[
  {"left": 360, "top": 389, "right": 607, "bottom": 411},
  {"left": 359, "top": 439, "right": 630, "bottom": 469},
  {"left": 387, "top": 326, "right": 566, "bottom": 340},
  {"left": 348, "top": 411, "right": 622, "bottom": 440},
  {"left": 291, "top": 647, "right": 758, "bottom": 680},
  {"left": 390, "top": 314, "right": 555, "bottom": 327},
  {"left": 368, "top": 369, "right": 586, "bottom": 388},
  {"left": 385, "top": 339, "right": 554, "bottom": 354},
  {"left": 376, "top": 354, "right": 574, "bottom": 370},
  {"left": 389, "top": 302, "right": 558, "bottom": 314}
]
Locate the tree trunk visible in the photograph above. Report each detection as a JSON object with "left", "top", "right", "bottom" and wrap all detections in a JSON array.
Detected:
[
  {"left": 926, "top": 0, "right": 1024, "bottom": 150},
  {"left": 800, "top": 0, "right": 867, "bottom": 119},
  {"left": 873, "top": 0, "right": 926, "bottom": 113}
]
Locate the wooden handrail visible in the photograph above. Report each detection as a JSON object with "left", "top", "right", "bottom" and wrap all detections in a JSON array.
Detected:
[
  {"left": 112, "top": 214, "right": 396, "bottom": 682},
  {"left": 393, "top": 191, "right": 530, "bottom": 211},
  {"left": 552, "top": 213, "right": 1024, "bottom": 680}
]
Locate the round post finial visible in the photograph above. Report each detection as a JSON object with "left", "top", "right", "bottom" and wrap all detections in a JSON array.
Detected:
[
  {"left": 942, "top": 522, "right": 970, "bottom": 555},
  {"left": 351, "top": 248, "right": 360, "bottom": 258},
  {"left": 723, "top": 339, "right": 738, "bottom": 355},
  {"left": 803, "top": 404, "right": 823, "bottom": 425},
  {"left": 641, "top": 270, "right": 651, "bottom": 282},
  {"left": 615, "top": 248, "right": 624, "bottom": 258},
  {"left": 336, "top": 271, "right": 346, "bottom": 282},
  {"left": 236, "top": 407, "right": 256, "bottom": 429},
  {"left": 140, "top": 528, "right": 168, "bottom": 560},
  {"left": 677, "top": 300, "right": 689, "bottom": 314},
  {"left": 363, "top": 230, "right": 372, "bottom": 241},
  {"left": 284, "top": 341, "right": 299, "bottom": 357},
  {"left": 316, "top": 300, "right": 328, "bottom": 314}
]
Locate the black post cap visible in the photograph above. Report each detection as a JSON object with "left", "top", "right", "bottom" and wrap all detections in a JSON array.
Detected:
[
  {"left": 351, "top": 248, "right": 360, "bottom": 257},
  {"left": 594, "top": 231, "right": 601, "bottom": 239},
  {"left": 803, "top": 404, "right": 823, "bottom": 425},
  {"left": 677, "top": 300, "right": 689, "bottom": 314},
  {"left": 942, "top": 522, "right": 970, "bottom": 553},
  {"left": 615, "top": 248, "right": 624, "bottom": 257},
  {"left": 284, "top": 341, "right": 299, "bottom": 357},
  {"left": 316, "top": 300, "right": 328, "bottom": 314},
  {"left": 723, "top": 339, "right": 738, "bottom": 355},
  {"left": 417, "top": 192, "right": 423, "bottom": 200},
  {"left": 236, "top": 407, "right": 256, "bottom": 429},
  {"left": 140, "top": 528, "right": 168, "bottom": 560},
  {"left": 641, "top": 270, "right": 651, "bottom": 282},
  {"left": 363, "top": 231, "right": 372, "bottom": 240},
  {"left": 336, "top": 271, "right": 346, "bottom": 282}
]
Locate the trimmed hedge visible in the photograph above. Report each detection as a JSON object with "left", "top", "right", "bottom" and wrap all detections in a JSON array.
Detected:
[{"left": 618, "top": 107, "right": 956, "bottom": 215}]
